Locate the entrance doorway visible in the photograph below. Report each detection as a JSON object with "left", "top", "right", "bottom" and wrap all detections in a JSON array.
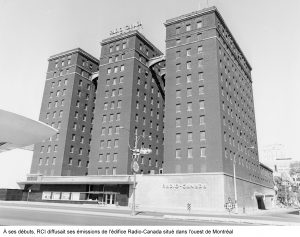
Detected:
[
  {"left": 256, "top": 196, "right": 265, "bottom": 210},
  {"left": 104, "top": 193, "right": 116, "bottom": 205}
]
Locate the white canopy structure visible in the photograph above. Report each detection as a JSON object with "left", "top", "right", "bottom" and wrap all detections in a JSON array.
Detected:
[{"left": 0, "top": 109, "right": 58, "bottom": 153}]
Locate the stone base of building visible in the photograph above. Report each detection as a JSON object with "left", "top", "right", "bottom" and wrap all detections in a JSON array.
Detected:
[{"left": 19, "top": 172, "right": 274, "bottom": 214}]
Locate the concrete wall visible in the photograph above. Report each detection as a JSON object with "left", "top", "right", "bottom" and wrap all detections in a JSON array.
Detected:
[
  {"left": 224, "top": 174, "right": 275, "bottom": 213},
  {"left": 131, "top": 173, "right": 225, "bottom": 213}
]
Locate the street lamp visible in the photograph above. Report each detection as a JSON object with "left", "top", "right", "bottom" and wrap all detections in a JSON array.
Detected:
[
  {"left": 233, "top": 146, "right": 254, "bottom": 214},
  {"left": 120, "top": 127, "right": 152, "bottom": 215}
]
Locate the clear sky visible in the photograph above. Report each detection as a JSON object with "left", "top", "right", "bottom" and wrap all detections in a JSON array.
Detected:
[{"left": 0, "top": 0, "right": 299, "bottom": 188}]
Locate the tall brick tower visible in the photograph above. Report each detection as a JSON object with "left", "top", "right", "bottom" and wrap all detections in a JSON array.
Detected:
[{"left": 30, "top": 48, "right": 99, "bottom": 176}]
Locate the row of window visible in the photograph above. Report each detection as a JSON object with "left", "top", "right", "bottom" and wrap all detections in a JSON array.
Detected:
[
  {"left": 103, "top": 100, "right": 122, "bottom": 110},
  {"left": 97, "top": 167, "right": 117, "bottom": 175},
  {"left": 102, "top": 113, "right": 121, "bottom": 123},
  {"left": 106, "top": 76, "right": 124, "bottom": 86},
  {"left": 175, "top": 20, "right": 203, "bottom": 35},
  {"left": 175, "top": 147, "right": 206, "bottom": 159},
  {"left": 176, "top": 72, "right": 204, "bottom": 84},
  {"left": 51, "top": 79, "right": 68, "bottom": 88},
  {"left": 48, "top": 99, "right": 64, "bottom": 109},
  {"left": 175, "top": 115, "right": 205, "bottom": 127},
  {"left": 40, "top": 145, "right": 58, "bottom": 153},
  {"left": 71, "top": 134, "right": 90, "bottom": 144},
  {"left": 70, "top": 146, "right": 89, "bottom": 156},
  {"left": 109, "top": 41, "right": 127, "bottom": 53},
  {"left": 72, "top": 122, "right": 91, "bottom": 133},
  {"left": 39, "top": 157, "right": 56, "bottom": 165},
  {"left": 68, "top": 158, "right": 89, "bottom": 168},
  {"left": 107, "top": 65, "right": 125, "bottom": 74},
  {"left": 176, "top": 59, "right": 203, "bottom": 71},
  {"left": 175, "top": 131, "right": 206, "bottom": 143},
  {"left": 105, "top": 88, "right": 123, "bottom": 98},
  {"left": 99, "top": 153, "right": 118, "bottom": 162},
  {"left": 100, "top": 139, "right": 119, "bottom": 149},
  {"left": 101, "top": 126, "right": 120, "bottom": 136},
  {"left": 175, "top": 45, "right": 203, "bottom": 58},
  {"left": 176, "top": 86, "right": 204, "bottom": 98},
  {"left": 46, "top": 110, "right": 63, "bottom": 119}
]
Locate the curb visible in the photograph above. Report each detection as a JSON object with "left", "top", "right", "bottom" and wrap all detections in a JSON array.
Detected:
[{"left": 163, "top": 215, "right": 300, "bottom": 226}]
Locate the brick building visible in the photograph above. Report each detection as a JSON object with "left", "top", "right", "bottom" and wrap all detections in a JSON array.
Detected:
[
  {"left": 30, "top": 48, "right": 99, "bottom": 176},
  {"left": 89, "top": 31, "right": 165, "bottom": 176},
  {"left": 23, "top": 6, "right": 274, "bottom": 212}
]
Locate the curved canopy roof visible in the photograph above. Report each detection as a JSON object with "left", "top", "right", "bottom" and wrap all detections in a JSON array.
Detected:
[{"left": 0, "top": 109, "right": 58, "bottom": 153}]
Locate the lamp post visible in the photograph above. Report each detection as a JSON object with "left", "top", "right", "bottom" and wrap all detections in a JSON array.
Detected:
[
  {"left": 233, "top": 146, "right": 254, "bottom": 214},
  {"left": 120, "top": 127, "right": 152, "bottom": 215}
]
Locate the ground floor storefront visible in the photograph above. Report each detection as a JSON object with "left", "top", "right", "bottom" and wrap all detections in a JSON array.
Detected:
[{"left": 19, "top": 173, "right": 275, "bottom": 213}]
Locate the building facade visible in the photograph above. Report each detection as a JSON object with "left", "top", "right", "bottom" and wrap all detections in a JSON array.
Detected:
[
  {"left": 23, "top": 6, "right": 274, "bottom": 212},
  {"left": 164, "top": 7, "right": 262, "bottom": 183},
  {"left": 89, "top": 31, "right": 165, "bottom": 176},
  {"left": 30, "top": 48, "right": 99, "bottom": 176}
]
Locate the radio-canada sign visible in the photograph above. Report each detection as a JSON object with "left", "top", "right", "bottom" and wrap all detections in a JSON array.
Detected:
[
  {"left": 162, "top": 183, "right": 207, "bottom": 190},
  {"left": 110, "top": 21, "right": 142, "bottom": 36}
]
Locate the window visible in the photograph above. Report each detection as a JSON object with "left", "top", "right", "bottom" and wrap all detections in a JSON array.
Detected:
[
  {"left": 187, "top": 117, "right": 192, "bottom": 126},
  {"left": 114, "top": 139, "right": 119, "bottom": 148},
  {"left": 149, "top": 158, "right": 152, "bottom": 166},
  {"left": 100, "top": 141, "right": 104, "bottom": 149},
  {"left": 116, "top": 45, "right": 120, "bottom": 51},
  {"left": 198, "top": 46, "right": 203, "bottom": 53},
  {"left": 197, "top": 21, "right": 202, "bottom": 28},
  {"left": 187, "top": 148, "right": 193, "bottom": 158},
  {"left": 186, "top": 48, "right": 191, "bottom": 56},
  {"left": 176, "top": 76, "right": 181, "bottom": 85},
  {"left": 187, "top": 88, "right": 192, "bottom": 97},
  {"left": 72, "top": 134, "right": 76, "bottom": 141},
  {"left": 80, "top": 136, "right": 84, "bottom": 143},
  {"left": 107, "top": 68, "right": 111, "bottom": 74},
  {"left": 199, "top": 100, "right": 205, "bottom": 109},
  {"left": 102, "top": 115, "right": 107, "bottom": 123},
  {"left": 73, "top": 122, "right": 77, "bottom": 130},
  {"left": 200, "top": 131, "right": 206, "bottom": 141},
  {"left": 109, "top": 114, "right": 114, "bottom": 122},
  {"left": 116, "top": 113, "right": 120, "bottom": 121},
  {"left": 176, "top": 118, "right": 181, "bottom": 127},
  {"left": 198, "top": 58, "right": 203, "bottom": 67},
  {"left": 176, "top": 90, "right": 181, "bottom": 98},
  {"left": 107, "top": 140, "right": 111, "bottom": 148},
  {"left": 68, "top": 158, "right": 73, "bottom": 165},
  {"left": 199, "top": 72, "right": 204, "bottom": 80},
  {"left": 199, "top": 86, "right": 204, "bottom": 95},
  {"left": 176, "top": 104, "right": 181, "bottom": 113},
  {"left": 111, "top": 89, "right": 116, "bottom": 97},
  {"left": 188, "top": 132, "right": 193, "bottom": 141},
  {"left": 108, "top": 127, "right": 112, "bottom": 135},
  {"left": 118, "top": 88, "right": 123, "bottom": 96},
  {"left": 70, "top": 146, "right": 74, "bottom": 153},
  {"left": 115, "top": 126, "right": 120, "bottom": 134},
  {"left": 175, "top": 149, "right": 181, "bottom": 159},
  {"left": 200, "top": 115, "right": 205, "bottom": 125},
  {"left": 186, "top": 36, "right": 191, "bottom": 43},
  {"left": 176, "top": 133, "right": 181, "bottom": 143},
  {"left": 117, "top": 100, "right": 122, "bottom": 108},
  {"left": 176, "top": 27, "right": 180, "bottom": 34},
  {"left": 176, "top": 63, "right": 181, "bottom": 71},
  {"left": 120, "top": 65, "right": 124, "bottom": 71},
  {"left": 186, "top": 61, "right": 191, "bottom": 70},
  {"left": 106, "top": 153, "right": 110, "bottom": 162},
  {"left": 176, "top": 51, "right": 180, "bottom": 58},
  {"left": 200, "top": 147, "right": 206, "bottom": 157},
  {"left": 104, "top": 103, "right": 108, "bottom": 110},
  {"left": 113, "top": 153, "right": 118, "bottom": 162},
  {"left": 187, "top": 74, "right": 192, "bottom": 83},
  {"left": 114, "top": 66, "right": 118, "bottom": 73},
  {"left": 52, "top": 157, "right": 56, "bottom": 165},
  {"left": 119, "top": 76, "right": 124, "bottom": 83},
  {"left": 82, "top": 125, "right": 86, "bottom": 132},
  {"left": 186, "top": 24, "right": 191, "bottom": 31},
  {"left": 109, "top": 57, "right": 113, "bottom": 63},
  {"left": 187, "top": 102, "right": 192, "bottom": 111}
]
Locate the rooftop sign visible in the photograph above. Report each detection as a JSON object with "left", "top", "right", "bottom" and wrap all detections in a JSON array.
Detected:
[{"left": 110, "top": 21, "right": 142, "bottom": 36}]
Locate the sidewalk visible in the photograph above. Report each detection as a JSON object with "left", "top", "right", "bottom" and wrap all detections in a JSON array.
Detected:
[{"left": 1, "top": 201, "right": 299, "bottom": 225}]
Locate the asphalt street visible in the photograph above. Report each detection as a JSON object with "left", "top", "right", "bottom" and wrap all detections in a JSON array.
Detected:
[{"left": 0, "top": 203, "right": 248, "bottom": 226}]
